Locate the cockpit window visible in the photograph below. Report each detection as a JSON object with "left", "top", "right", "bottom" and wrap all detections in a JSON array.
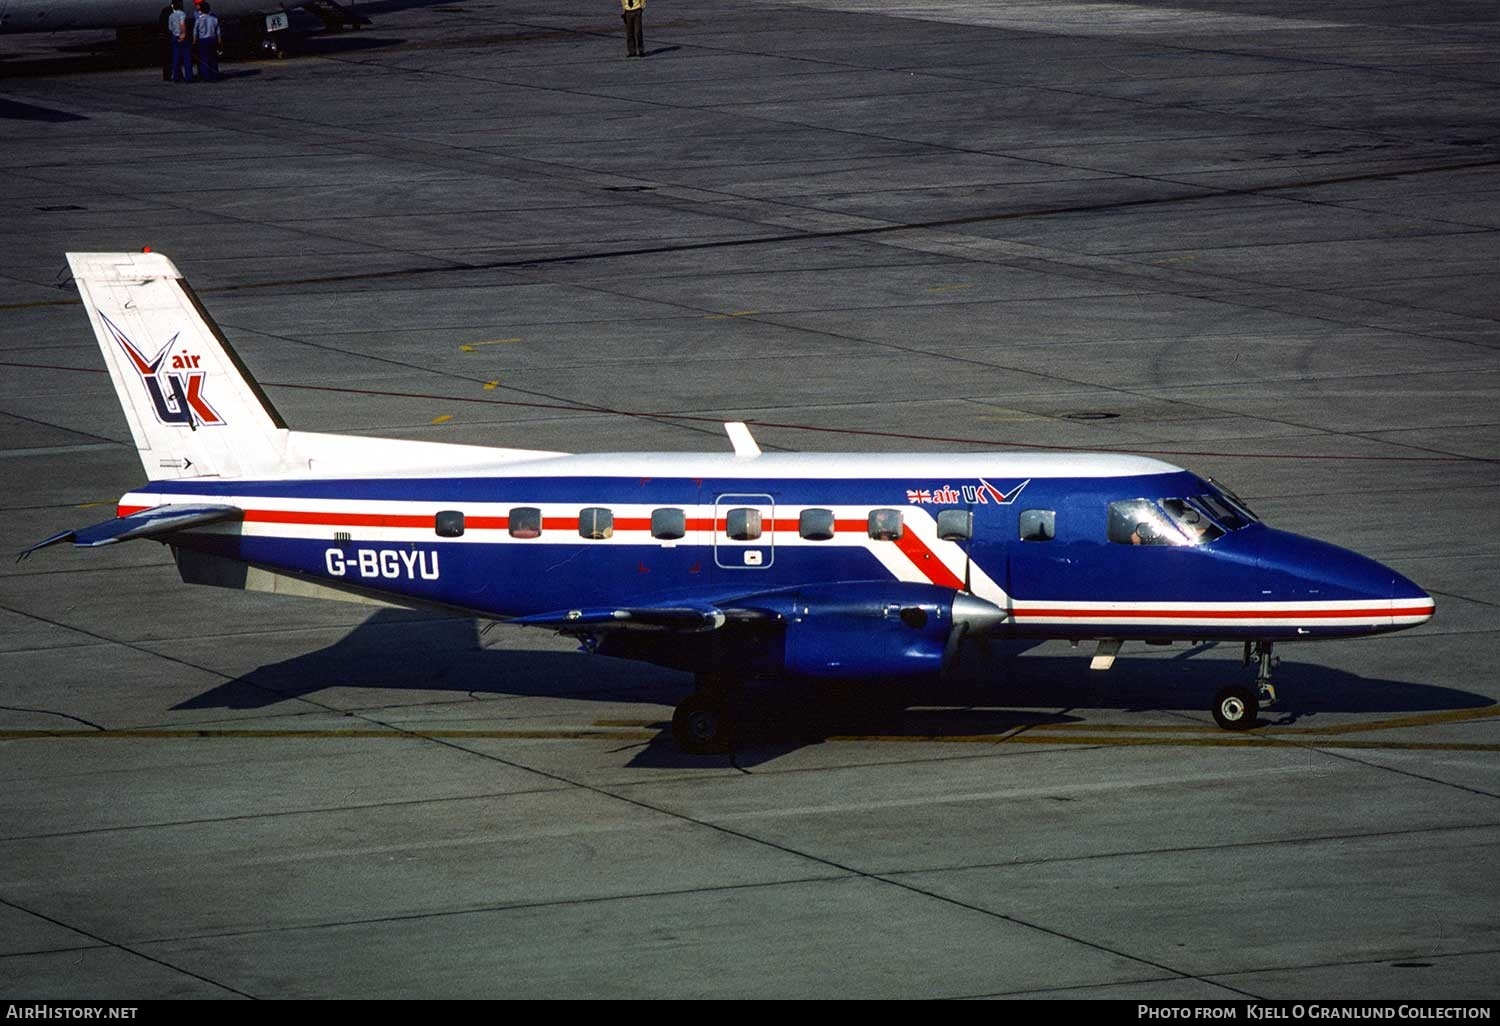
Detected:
[
  {"left": 1195, "top": 493, "right": 1248, "bottom": 531},
  {"left": 1109, "top": 498, "right": 1231, "bottom": 546},
  {"left": 1161, "top": 499, "right": 1225, "bottom": 544},
  {"left": 1206, "top": 479, "right": 1259, "bottom": 524},
  {"left": 1108, "top": 499, "right": 1187, "bottom": 546}
]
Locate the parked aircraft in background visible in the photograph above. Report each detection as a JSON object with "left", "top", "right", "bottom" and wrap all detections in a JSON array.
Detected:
[
  {"left": 0, "top": 0, "right": 364, "bottom": 51},
  {"left": 22, "top": 252, "right": 1436, "bottom": 751}
]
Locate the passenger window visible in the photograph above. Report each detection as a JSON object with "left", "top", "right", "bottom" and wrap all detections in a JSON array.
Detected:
[
  {"left": 799, "top": 508, "right": 835, "bottom": 541},
  {"left": 508, "top": 507, "right": 542, "bottom": 539},
  {"left": 1107, "top": 499, "right": 1184, "bottom": 546},
  {"left": 1161, "top": 499, "right": 1224, "bottom": 545},
  {"left": 868, "top": 508, "right": 904, "bottom": 541},
  {"left": 578, "top": 507, "right": 614, "bottom": 540},
  {"left": 651, "top": 508, "right": 686, "bottom": 540},
  {"left": 435, "top": 510, "right": 465, "bottom": 538},
  {"left": 936, "top": 509, "right": 972, "bottom": 541},
  {"left": 1018, "top": 509, "right": 1055, "bottom": 542},
  {"left": 725, "top": 507, "right": 762, "bottom": 541}
]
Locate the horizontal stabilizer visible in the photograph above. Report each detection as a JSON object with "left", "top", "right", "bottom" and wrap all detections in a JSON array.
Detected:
[{"left": 18, "top": 503, "right": 241, "bottom": 560}]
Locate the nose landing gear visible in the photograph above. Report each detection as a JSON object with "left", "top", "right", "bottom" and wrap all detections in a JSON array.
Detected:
[{"left": 1211, "top": 641, "right": 1277, "bottom": 730}]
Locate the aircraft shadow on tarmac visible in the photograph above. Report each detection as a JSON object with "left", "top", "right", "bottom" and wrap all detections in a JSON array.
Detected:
[{"left": 173, "top": 609, "right": 1492, "bottom": 765}]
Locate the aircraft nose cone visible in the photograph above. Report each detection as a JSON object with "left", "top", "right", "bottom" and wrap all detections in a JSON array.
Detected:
[
  {"left": 1390, "top": 571, "right": 1436, "bottom": 626},
  {"left": 1257, "top": 528, "right": 1434, "bottom": 630}
]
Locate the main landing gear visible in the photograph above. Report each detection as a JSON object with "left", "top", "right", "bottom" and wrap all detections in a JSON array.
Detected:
[
  {"left": 671, "top": 674, "right": 740, "bottom": 754},
  {"left": 1211, "top": 640, "right": 1278, "bottom": 731}
]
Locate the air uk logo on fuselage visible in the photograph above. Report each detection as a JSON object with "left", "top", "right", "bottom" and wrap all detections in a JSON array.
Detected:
[
  {"left": 905, "top": 478, "right": 1029, "bottom": 505},
  {"left": 101, "top": 313, "right": 225, "bottom": 428}
]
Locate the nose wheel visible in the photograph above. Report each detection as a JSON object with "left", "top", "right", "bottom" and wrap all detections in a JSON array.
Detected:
[
  {"left": 1211, "top": 641, "right": 1277, "bottom": 730},
  {"left": 1212, "top": 684, "right": 1259, "bottom": 730}
]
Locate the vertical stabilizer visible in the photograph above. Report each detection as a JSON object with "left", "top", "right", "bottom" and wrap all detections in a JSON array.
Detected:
[{"left": 68, "top": 252, "right": 290, "bottom": 479}]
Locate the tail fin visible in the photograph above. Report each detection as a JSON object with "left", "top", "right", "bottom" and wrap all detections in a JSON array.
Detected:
[{"left": 69, "top": 251, "right": 290, "bottom": 479}]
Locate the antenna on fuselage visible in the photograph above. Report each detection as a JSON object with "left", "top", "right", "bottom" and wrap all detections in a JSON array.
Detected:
[{"left": 724, "top": 421, "right": 761, "bottom": 458}]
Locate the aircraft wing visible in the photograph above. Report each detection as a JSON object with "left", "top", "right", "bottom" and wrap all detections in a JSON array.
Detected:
[
  {"left": 18, "top": 503, "right": 242, "bottom": 560},
  {"left": 509, "top": 601, "right": 778, "bottom": 634}
]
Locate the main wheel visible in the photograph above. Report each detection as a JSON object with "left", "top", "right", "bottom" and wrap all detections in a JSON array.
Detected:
[
  {"left": 1212, "top": 684, "right": 1259, "bottom": 731},
  {"left": 672, "top": 693, "right": 734, "bottom": 754}
]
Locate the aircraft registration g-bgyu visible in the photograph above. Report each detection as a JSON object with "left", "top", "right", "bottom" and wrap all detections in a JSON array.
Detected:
[{"left": 24, "top": 252, "right": 1436, "bottom": 751}]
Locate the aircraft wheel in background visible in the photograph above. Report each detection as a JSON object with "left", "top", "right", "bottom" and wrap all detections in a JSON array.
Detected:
[
  {"left": 672, "top": 693, "right": 734, "bottom": 754},
  {"left": 1212, "top": 684, "right": 1259, "bottom": 731}
]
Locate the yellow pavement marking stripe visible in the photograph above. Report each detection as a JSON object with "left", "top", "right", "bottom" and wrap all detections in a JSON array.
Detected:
[
  {"left": 3, "top": 709, "right": 1493, "bottom": 751},
  {"left": 431, "top": 414, "right": 453, "bottom": 424},
  {"left": 0, "top": 728, "right": 659, "bottom": 741},
  {"left": 458, "top": 338, "right": 522, "bottom": 352},
  {"left": 482, "top": 380, "right": 500, "bottom": 390},
  {"left": 926, "top": 283, "right": 973, "bottom": 292},
  {"left": 1, "top": 726, "right": 1493, "bottom": 754},
  {"left": 1264, "top": 706, "right": 1500, "bottom": 735},
  {"left": 825, "top": 734, "right": 1500, "bottom": 752},
  {"left": 704, "top": 311, "right": 758, "bottom": 319}
]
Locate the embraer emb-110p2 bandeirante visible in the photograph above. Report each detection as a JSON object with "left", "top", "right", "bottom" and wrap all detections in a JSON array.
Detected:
[{"left": 23, "top": 252, "right": 1436, "bottom": 752}]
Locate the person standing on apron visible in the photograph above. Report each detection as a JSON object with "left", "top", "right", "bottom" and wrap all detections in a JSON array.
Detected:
[
  {"left": 158, "top": 3, "right": 173, "bottom": 81},
  {"left": 194, "top": 1, "right": 222, "bottom": 82},
  {"left": 167, "top": 0, "right": 193, "bottom": 82},
  {"left": 620, "top": 0, "right": 644, "bottom": 58}
]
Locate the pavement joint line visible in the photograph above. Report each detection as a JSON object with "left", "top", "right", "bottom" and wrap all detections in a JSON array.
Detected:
[
  {"left": 116, "top": 872, "right": 858, "bottom": 950},
  {"left": 0, "top": 895, "right": 255, "bottom": 999},
  {"left": 1196, "top": 943, "right": 1500, "bottom": 987},
  {"left": 879, "top": 820, "right": 1500, "bottom": 879},
  {"left": 318, "top": 711, "right": 1243, "bottom": 992},
  {"left": 1299, "top": 743, "right": 1500, "bottom": 803},
  {"left": 0, "top": 783, "right": 585, "bottom": 844}
]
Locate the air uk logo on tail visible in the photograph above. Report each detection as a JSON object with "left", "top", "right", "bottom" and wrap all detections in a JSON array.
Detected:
[{"left": 101, "top": 313, "right": 225, "bottom": 428}]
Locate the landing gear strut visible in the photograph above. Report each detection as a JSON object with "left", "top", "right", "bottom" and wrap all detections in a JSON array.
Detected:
[
  {"left": 671, "top": 674, "right": 739, "bottom": 754},
  {"left": 1211, "top": 641, "right": 1277, "bottom": 730}
]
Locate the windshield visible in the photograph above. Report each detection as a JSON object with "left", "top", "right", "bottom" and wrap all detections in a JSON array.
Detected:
[
  {"left": 1108, "top": 497, "right": 1231, "bottom": 547},
  {"left": 1108, "top": 499, "right": 1187, "bottom": 546},
  {"left": 1161, "top": 498, "right": 1225, "bottom": 544}
]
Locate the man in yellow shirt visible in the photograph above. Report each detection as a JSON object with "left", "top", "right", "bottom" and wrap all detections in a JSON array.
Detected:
[{"left": 621, "top": 0, "right": 644, "bottom": 58}]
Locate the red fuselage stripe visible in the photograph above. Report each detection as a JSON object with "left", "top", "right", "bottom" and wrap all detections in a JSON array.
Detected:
[{"left": 1014, "top": 606, "right": 1432, "bottom": 620}]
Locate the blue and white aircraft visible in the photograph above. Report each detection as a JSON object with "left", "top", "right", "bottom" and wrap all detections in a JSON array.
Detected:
[{"left": 23, "top": 252, "right": 1436, "bottom": 751}]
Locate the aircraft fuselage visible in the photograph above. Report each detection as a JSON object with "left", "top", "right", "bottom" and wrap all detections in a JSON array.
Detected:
[{"left": 117, "top": 454, "right": 1432, "bottom": 669}]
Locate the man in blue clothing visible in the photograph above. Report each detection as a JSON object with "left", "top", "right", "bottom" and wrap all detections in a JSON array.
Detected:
[
  {"left": 167, "top": 0, "right": 193, "bottom": 82},
  {"left": 194, "top": 1, "right": 222, "bottom": 82}
]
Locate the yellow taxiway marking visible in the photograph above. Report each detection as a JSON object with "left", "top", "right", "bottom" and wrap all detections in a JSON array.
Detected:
[
  {"left": 482, "top": 380, "right": 500, "bottom": 391},
  {"left": 3, "top": 706, "right": 1495, "bottom": 753},
  {"left": 459, "top": 338, "right": 522, "bottom": 352},
  {"left": 704, "top": 310, "right": 758, "bottom": 319},
  {"left": 430, "top": 414, "right": 454, "bottom": 425},
  {"left": 926, "top": 283, "right": 973, "bottom": 293},
  {"left": 0, "top": 728, "right": 659, "bottom": 742}
]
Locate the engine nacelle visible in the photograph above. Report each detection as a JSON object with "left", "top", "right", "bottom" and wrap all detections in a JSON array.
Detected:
[{"left": 775, "top": 582, "right": 959, "bottom": 679}]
